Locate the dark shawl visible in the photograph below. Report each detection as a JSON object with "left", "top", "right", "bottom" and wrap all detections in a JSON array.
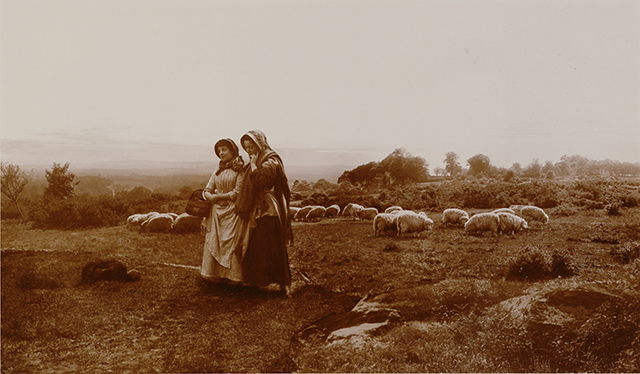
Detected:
[{"left": 237, "top": 130, "right": 293, "bottom": 245}]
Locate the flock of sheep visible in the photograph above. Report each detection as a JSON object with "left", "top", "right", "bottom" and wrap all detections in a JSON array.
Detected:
[
  {"left": 126, "top": 212, "right": 203, "bottom": 233},
  {"left": 291, "top": 203, "right": 549, "bottom": 238},
  {"left": 127, "top": 202, "right": 549, "bottom": 239}
]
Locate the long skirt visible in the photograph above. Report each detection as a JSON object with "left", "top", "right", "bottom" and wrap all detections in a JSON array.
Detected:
[{"left": 242, "top": 216, "right": 291, "bottom": 287}]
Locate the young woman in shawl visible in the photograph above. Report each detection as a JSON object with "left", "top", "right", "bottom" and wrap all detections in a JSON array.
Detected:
[
  {"left": 200, "top": 138, "right": 249, "bottom": 285},
  {"left": 237, "top": 130, "right": 293, "bottom": 295}
]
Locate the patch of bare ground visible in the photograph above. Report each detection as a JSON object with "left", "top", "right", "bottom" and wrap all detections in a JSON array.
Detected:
[{"left": 2, "top": 207, "right": 639, "bottom": 372}]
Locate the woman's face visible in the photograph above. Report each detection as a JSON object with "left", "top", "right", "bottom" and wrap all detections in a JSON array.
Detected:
[
  {"left": 243, "top": 139, "right": 259, "bottom": 156},
  {"left": 217, "top": 145, "right": 234, "bottom": 162}
]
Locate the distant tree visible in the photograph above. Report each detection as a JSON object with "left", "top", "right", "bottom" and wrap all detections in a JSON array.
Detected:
[
  {"left": 433, "top": 167, "right": 446, "bottom": 176},
  {"left": 1, "top": 162, "right": 33, "bottom": 219},
  {"left": 379, "top": 148, "right": 429, "bottom": 184},
  {"left": 509, "top": 162, "right": 523, "bottom": 177},
  {"left": 338, "top": 161, "right": 380, "bottom": 185},
  {"left": 444, "top": 152, "right": 462, "bottom": 176},
  {"left": 522, "top": 158, "right": 542, "bottom": 178},
  {"left": 466, "top": 154, "right": 491, "bottom": 177},
  {"left": 44, "top": 162, "right": 78, "bottom": 201}
]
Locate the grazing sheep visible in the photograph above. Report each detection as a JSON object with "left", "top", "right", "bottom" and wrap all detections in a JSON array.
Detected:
[
  {"left": 126, "top": 212, "right": 157, "bottom": 230},
  {"left": 492, "top": 208, "right": 517, "bottom": 215},
  {"left": 305, "top": 206, "right": 327, "bottom": 222},
  {"left": 343, "top": 203, "right": 365, "bottom": 218},
  {"left": 289, "top": 206, "right": 301, "bottom": 219},
  {"left": 442, "top": 208, "right": 469, "bottom": 227},
  {"left": 464, "top": 212, "right": 500, "bottom": 235},
  {"left": 509, "top": 205, "right": 527, "bottom": 214},
  {"left": 395, "top": 211, "right": 434, "bottom": 238},
  {"left": 520, "top": 206, "right": 549, "bottom": 224},
  {"left": 496, "top": 212, "right": 528, "bottom": 235},
  {"left": 384, "top": 206, "right": 403, "bottom": 214},
  {"left": 373, "top": 213, "right": 398, "bottom": 237},
  {"left": 172, "top": 213, "right": 204, "bottom": 234},
  {"left": 356, "top": 207, "right": 379, "bottom": 221},
  {"left": 324, "top": 204, "right": 341, "bottom": 218},
  {"left": 141, "top": 213, "right": 174, "bottom": 233},
  {"left": 294, "top": 205, "right": 317, "bottom": 221}
]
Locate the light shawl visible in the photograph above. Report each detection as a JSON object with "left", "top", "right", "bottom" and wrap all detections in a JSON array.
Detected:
[{"left": 237, "top": 130, "right": 293, "bottom": 245}]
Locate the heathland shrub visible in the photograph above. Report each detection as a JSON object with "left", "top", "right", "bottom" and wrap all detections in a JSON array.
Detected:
[
  {"left": 29, "top": 193, "right": 179, "bottom": 229},
  {"left": 610, "top": 241, "right": 640, "bottom": 264},
  {"left": 506, "top": 245, "right": 575, "bottom": 281}
]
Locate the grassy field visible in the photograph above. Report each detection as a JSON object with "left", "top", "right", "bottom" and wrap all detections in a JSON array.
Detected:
[{"left": 2, "top": 207, "right": 640, "bottom": 373}]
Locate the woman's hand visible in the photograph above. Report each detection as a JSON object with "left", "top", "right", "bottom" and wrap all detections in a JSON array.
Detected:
[
  {"left": 204, "top": 191, "right": 221, "bottom": 203},
  {"left": 249, "top": 155, "right": 258, "bottom": 171}
]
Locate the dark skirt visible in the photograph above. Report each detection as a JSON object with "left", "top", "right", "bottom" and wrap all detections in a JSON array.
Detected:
[{"left": 242, "top": 216, "right": 292, "bottom": 287}]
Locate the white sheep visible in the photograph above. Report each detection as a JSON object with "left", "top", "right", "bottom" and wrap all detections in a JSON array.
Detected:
[
  {"left": 492, "top": 208, "right": 517, "bottom": 215},
  {"left": 464, "top": 212, "right": 500, "bottom": 235},
  {"left": 520, "top": 206, "right": 549, "bottom": 224},
  {"left": 305, "top": 206, "right": 327, "bottom": 222},
  {"left": 384, "top": 206, "right": 403, "bottom": 214},
  {"left": 395, "top": 211, "right": 434, "bottom": 238},
  {"left": 172, "top": 213, "right": 204, "bottom": 234},
  {"left": 141, "top": 213, "right": 174, "bottom": 233},
  {"left": 373, "top": 213, "right": 398, "bottom": 237},
  {"left": 324, "top": 204, "right": 341, "bottom": 218},
  {"left": 356, "top": 207, "right": 379, "bottom": 221},
  {"left": 509, "top": 205, "right": 527, "bottom": 214},
  {"left": 289, "top": 206, "right": 301, "bottom": 219},
  {"left": 343, "top": 203, "right": 364, "bottom": 218},
  {"left": 496, "top": 212, "right": 528, "bottom": 235},
  {"left": 127, "top": 212, "right": 159, "bottom": 230},
  {"left": 294, "top": 205, "right": 317, "bottom": 221},
  {"left": 442, "top": 208, "right": 469, "bottom": 227}
]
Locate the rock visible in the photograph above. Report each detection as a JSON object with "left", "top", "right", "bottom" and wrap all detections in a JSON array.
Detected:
[
  {"left": 294, "top": 295, "right": 400, "bottom": 346},
  {"left": 80, "top": 260, "right": 140, "bottom": 284}
]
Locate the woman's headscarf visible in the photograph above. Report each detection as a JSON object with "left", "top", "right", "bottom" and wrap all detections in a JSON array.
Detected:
[
  {"left": 214, "top": 138, "right": 244, "bottom": 175},
  {"left": 238, "top": 129, "right": 293, "bottom": 244}
]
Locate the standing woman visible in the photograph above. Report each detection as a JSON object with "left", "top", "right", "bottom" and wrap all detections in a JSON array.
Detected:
[
  {"left": 201, "top": 138, "right": 248, "bottom": 284},
  {"left": 237, "top": 129, "right": 293, "bottom": 294}
]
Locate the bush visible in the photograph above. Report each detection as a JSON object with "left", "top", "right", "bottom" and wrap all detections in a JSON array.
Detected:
[
  {"left": 610, "top": 241, "right": 640, "bottom": 264},
  {"left": 506, "top": 246, "right": 575, "bottom": 281}
]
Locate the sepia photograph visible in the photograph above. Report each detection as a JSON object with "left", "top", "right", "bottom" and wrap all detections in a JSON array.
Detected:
[{"left": 1, "top": 0, "right": 639, "bottom": 372}]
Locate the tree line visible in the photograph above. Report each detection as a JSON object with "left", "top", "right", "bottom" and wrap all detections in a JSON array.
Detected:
[{"left": 337, "top": 149, "right": 640, "bottom": 187}]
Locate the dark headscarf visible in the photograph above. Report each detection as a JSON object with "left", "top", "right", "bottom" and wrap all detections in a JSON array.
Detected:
[
  {"left": 237, "top": 130, "right": 293, "bottom": 245},
  {"left": 214, "top": 138, "right": 244, "bottom": 175}
]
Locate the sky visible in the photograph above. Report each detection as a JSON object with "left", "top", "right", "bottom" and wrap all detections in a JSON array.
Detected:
[{"left": 1, "top": 0, "right": 639, "bottom": 170}]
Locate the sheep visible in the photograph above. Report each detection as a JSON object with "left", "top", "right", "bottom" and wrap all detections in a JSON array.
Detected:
[
  {"left": 395, "top": 211, "right": 434, "bottom": 238},
  {"left": 492, "top": 208, "right": 517, "bottom": 215},
  {"left": 520, "top": 206, "right": 549, "bottom": 224},
  {"left": 373, "top": 213, "right": 398, "bottom": 237},
  {"left": 294, "top": 205, "right": 317, "bottom": 221},
  {"left": 509, "top": 205, "right": 527, "bottom": 215},
  {"left": 356, "top": 207, "right": 379, "bottom": 221},
  {"left": 496, "top": 212, "right": 528, "bottom": 235},
  {"left": 172, "top": 213, "right": 204, "bottom": 234},
  {"left": 305, "top": 206, "right": 327, "bottom": 222},
  {"left": 442, "top": 208, "right": 469, "bottom": 227},
  {"left": 464, "top": 212, "right": 500, "bottom": 235},
  {"left": 324, "top": 204, "right": 341, "bottom": 218},
  {"left": 289, "top": 206, "right": 301, "bottom": 219},
  {"left": 384, "top": 206, "right": 403, "bottom": 214},
  {"left": 343, "top": 203, "right": 364, "bottom": 218},
  {"left": 126, "top": 212, "right": 157, "bottom": 230},
  {"left": 141, "top": 213, "right": 174, "bottom": 233}
]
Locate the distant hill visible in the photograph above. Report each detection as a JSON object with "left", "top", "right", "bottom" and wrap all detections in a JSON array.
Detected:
[{"left": 21, "top": 160, "right": 353, "bottom": 184}]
